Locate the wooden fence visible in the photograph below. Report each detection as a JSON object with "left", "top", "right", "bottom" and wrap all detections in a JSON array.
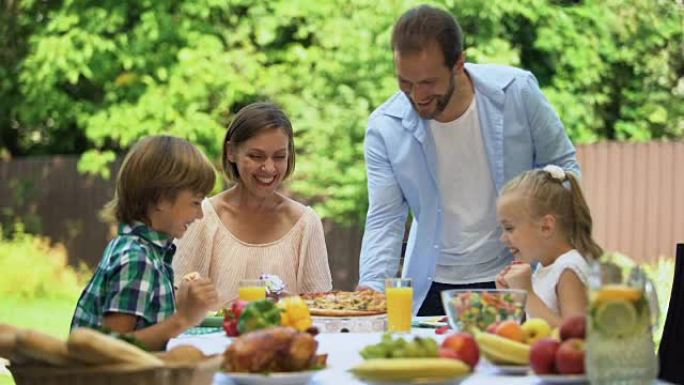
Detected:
[
  {"left": 1, "top": 141, "right": 682, "bottom": 290},
  {"left": 576, "top": 141, "right": 684, "bottom": 265}
]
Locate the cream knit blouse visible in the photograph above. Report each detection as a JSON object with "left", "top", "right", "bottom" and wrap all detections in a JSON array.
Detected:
[{"left": 172, "top": 199, "right": 332, "bottom": 305}]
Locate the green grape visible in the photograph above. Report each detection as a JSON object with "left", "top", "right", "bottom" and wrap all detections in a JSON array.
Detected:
[
  {"left": 393, "top": 337, "right": 407, "bottom": 349},
  {"left": 404, "top": 342, "right": 421, "bottom": 357},
  {"left": 422, "top": 337, "right": 437, "bottom": 349},
  {"left": 360, "top": 345, "right": 378, "bottom": 359},
  {"left": 360, "top": 335, "right": 442, "bottom": 360},
  {"left": 422, "top": 338, "right": 439, "bottom": 356}
]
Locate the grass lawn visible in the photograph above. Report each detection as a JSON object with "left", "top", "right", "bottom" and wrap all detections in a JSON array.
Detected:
[
  {"left": 0, "top": 295, "right": 78, "bottom": 385},
  {"left": 0, "top": 296, "right": 77, "bottom": 338}
]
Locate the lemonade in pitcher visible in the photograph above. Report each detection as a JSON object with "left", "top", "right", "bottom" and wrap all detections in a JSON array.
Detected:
[{"left": 586, "top": 263, "right": 658, "bottom": 385}]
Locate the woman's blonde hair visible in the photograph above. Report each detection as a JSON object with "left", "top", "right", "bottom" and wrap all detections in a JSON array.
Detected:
[
  {"left": 102, "top": 135, "right": 216, "bottom": 225},
  {"left": 501, "top": 167, "right": 603, "bottom": 260}
]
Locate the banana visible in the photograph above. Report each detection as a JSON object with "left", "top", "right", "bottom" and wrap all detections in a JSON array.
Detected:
[
  {"left": 475, "top": 331, "right": 530, "bottom": 365},
  {"left": 350, "top": 358, "right": 471, "bottom": 381}
]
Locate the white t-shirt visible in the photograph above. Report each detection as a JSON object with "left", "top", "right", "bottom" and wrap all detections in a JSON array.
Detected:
[
  {"left": 428, "top": 98, "right": 507, "bottom": 284},
  {"left": 532, "top": 249, "right": 590, "bottom": 316}
]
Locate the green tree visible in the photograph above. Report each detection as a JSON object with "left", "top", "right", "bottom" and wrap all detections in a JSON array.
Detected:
[{"left": 1, "top": 0, "right": 682, "bottom": 223}]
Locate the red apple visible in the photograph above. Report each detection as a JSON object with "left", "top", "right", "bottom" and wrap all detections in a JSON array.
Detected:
[
  {"left": 486, "top": 321, "right": 501, "bottom": 334},
  {"left": 530, "top": 338, "right": 561, "bottom": 374},
  {"left": 555, "top": 338, "right": 585, "bottom": 375},
  {"left": 559, "top": 314, "right": 586, "bottom": 341},
  {"left": 441, "top": 332, "right": 480, "bottom": 368},
  {"left": 439, "top": 347, "right": 460, "bottom": 360}
]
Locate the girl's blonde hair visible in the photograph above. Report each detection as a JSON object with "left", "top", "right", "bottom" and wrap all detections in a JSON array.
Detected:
[
  {"left": 501, "top": 167, "right": 603, "bottom": 260},
  {"left": 102, "top": 135, "right": 216, "bottom": 225}
]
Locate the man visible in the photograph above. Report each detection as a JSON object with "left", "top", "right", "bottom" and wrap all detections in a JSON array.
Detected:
[{"left": 357, "top": 5, "right": 579, "bottom": 315}]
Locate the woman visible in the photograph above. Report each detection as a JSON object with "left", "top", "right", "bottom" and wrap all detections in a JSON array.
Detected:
[{"left": 173, "top": 102, "right": 332, "bottom": 305}]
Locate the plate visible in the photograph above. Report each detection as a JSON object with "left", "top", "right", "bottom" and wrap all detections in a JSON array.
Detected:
[
  {"left": 412, "top": 316, "right": 448, "bottom": 329},
  {"left": 219, "top": 370, "right": 319, "bottom": 385},
  {"left": 533, "top": 374, "right": 588, "bottom": 384},
  {"left": 200, "top": 316, "right": 224, "bottom": 328},
  {"left": 490, "top": 363, "right": 530, "bottom": 375},
  {"left": 359, "top": 374, "right": 469, "bottom": 385}
]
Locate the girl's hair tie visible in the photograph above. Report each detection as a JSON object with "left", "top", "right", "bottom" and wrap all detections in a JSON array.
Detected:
[{"left": 543, "top": 165, "right": 566, "bottom": 181}]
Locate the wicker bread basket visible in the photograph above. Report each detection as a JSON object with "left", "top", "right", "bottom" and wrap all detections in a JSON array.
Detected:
[{"left": 9, "top": 355, "right": 222, "bottom": 385}]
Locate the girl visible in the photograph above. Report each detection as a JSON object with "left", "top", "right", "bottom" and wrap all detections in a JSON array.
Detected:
[
  {"left": 173, "top": 102, "right": 332, "bottom": 305},
  {"left": 495, "top": 165, "right": 602, "bottom": 326}
]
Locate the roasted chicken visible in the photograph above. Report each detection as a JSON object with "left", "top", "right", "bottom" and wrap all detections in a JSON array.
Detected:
[{"left": 223, "top": 327, "right": 319, "bottom": 372}]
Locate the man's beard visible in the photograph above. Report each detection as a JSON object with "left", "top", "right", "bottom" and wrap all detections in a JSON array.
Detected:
[{"left": 407, "top": 76, "right": 456, "bottom": 119}]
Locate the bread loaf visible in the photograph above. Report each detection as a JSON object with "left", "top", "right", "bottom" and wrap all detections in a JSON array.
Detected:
[
  {"left": 158, "top": 345, "right": 206, "bottom": 364},
  {"left": 0, "top": 323, "right": 17, "bottom": 359},
  {"left": 15, "top": 329, "right": 80, "bottom": 366},
  {"left": 67, "top": 327, "right": 163, "bottom": 366},
  {"left": 182, "top": 272, "right": 201, "bottom": 282}
]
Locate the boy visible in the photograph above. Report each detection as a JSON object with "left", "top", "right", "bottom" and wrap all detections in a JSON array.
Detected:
[{"left": 70, "top": 135, "right": 219, "bottom": 350}]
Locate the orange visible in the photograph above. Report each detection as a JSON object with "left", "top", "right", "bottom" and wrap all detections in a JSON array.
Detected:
[{"left": 494, "top": 320, "right": 526, "bottom": 343}]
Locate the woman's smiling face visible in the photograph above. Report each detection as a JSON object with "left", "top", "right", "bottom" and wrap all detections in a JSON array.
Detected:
[{"left": 228, "top": 127, "right": 290, "bottom": 197}]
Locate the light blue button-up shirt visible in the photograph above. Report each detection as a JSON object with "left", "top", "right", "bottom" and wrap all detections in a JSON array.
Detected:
[{"left": 359, "top": 63, "right": 580, "bottom": 313}]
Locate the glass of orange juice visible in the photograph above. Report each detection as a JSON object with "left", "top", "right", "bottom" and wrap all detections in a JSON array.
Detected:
[
  {"left": 238, "top": 279, "right": 267, "bottom": 301},
  {"left": 385, "top": 278, "right": 413, "bottom": 333}
]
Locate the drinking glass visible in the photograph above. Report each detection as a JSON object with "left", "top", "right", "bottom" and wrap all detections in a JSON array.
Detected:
[
  {"left": 586, "top": 260, "right": 659, "bottom": 385},
  {"left": 385, "top": 278, "right": 413, "bottom": 332},
  {"left": 238, "top": 279, "right": 267, "bottom": 302}
]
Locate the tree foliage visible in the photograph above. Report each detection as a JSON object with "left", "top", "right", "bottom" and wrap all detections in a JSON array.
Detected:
[{"left": 1, "top": 0, "right": 682, "bottom": 223}]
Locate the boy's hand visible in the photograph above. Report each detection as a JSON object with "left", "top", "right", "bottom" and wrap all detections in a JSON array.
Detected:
[{"left": 176, "top": 277, "right": 219, "bottom": 327}]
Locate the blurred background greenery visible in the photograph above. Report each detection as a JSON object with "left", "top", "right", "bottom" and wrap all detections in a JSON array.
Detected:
[
  {"left": 1, "top": 0, "right": 682, "bottom": 223},
  {"left": 0, "top": 0, "right": 682, "bottom": 382}
]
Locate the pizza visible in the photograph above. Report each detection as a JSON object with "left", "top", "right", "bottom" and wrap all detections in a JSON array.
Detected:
[{"left": 300, "top": 290, "right": 387, "bottom": 317}]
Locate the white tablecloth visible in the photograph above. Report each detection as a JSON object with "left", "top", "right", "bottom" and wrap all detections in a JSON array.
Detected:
[{"left": 168, "top": 329, "right": 667, "bottom": 385}]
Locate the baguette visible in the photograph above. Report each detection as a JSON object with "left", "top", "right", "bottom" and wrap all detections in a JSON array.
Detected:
[
  {"left": 15, "top": 329, "right": 80, "bottom": 366},
  {"left": 67, "top": 327, "right": 163, "bottom": 366}
]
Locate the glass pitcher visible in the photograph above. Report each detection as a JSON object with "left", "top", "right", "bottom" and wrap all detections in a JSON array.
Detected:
[{"left": 586, "top": 259, "right": 659, "bottom": 385}]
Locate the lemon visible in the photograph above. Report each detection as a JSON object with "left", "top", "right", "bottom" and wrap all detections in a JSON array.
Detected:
[
  {"left": 594, "top": 299, "right": 638, "bottom": 337},
  {"left": 593, "top": 284, "right": 642, "bottom": 304}
]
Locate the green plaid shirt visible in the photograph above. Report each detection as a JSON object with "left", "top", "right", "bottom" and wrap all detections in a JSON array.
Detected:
[{"left": 70, "top": 222, "right": 177, "bottom": 331}]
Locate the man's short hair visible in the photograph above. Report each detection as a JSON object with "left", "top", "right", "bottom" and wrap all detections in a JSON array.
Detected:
[{"left": 391, "top": 5, "right": 464, "bottom": 68}]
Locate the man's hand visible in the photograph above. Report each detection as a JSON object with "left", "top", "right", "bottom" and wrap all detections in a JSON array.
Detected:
[
  {"left": 355, "top": 285, "right": 377, "bottom": 292},
  {"left": 175, "top": 277, "right": 218, "bottom": 327}
]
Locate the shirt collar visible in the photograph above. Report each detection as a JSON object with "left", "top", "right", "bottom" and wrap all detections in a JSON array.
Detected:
[{"left": 119, "top": 221, "right": 175, "bottom": 260}]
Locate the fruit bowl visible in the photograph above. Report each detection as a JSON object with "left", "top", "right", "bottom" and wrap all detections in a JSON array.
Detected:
[{"left": 440, "top": 289, "right": 526, "bottom": 333}]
